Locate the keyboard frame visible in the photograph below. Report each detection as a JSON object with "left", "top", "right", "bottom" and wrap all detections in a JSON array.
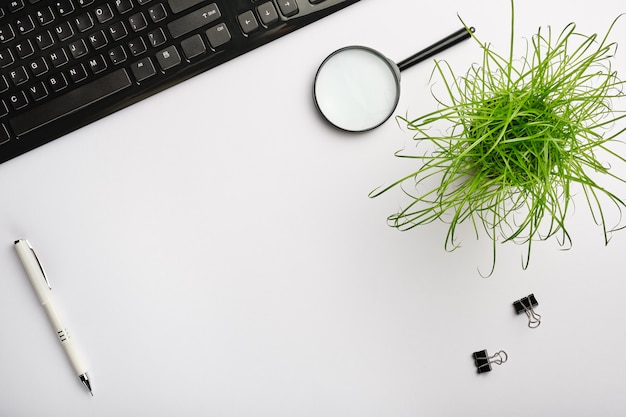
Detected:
[{"left": 0, "top": 0, "right": 360, "bottom": 164}]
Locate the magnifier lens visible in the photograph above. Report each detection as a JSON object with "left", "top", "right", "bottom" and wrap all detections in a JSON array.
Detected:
[{"left": 314, "top": 47, "right": 400, "bottom": 132}]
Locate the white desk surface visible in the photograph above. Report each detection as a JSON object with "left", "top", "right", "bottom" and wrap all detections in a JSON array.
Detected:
[{"left": 2, "top": 1, "right": 626, "bottom": 415}]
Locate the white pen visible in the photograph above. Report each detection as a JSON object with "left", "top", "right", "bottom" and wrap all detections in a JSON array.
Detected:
[{"left": 14, "top": 239, "right": 93, "bottom": 396}]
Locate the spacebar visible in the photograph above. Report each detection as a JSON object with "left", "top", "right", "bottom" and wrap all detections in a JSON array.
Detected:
[{"left": 10, "top": 69, "right": 132, "bottom": 137}]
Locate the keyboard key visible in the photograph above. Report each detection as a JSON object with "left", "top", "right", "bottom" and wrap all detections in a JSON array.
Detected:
[
  {"left": 0, "top": 23, "right": 16, "bottom": 43},
  {"left": 10, "top": 69, "right": 132, "bottom": 136},
  {"left": 55, "top": 0, "right": 75, "bottom": 16},
  {"left": 180, "top": 34, "right": 205, "bottom": 59},
  {"left": 16, "top": 15, "right": 36, "bottom": 34},
  {"left": 68, "top": 38, "right": 88, "bottom": 58},
  {"left": 34, "top": 30, "right": 55, "bottom": 50},
  {"left": 87, "top": 54, "right": 107, "bottom": 73},
  {"left": 109, "top": 21, "right": 128, "bottom": 41},
  {"left": 49, "top": 72, "right": 68, "bottom": 92},
  {"left": 94, "top": 4, "right": 113, "bottom": 23},
  {"left": 54, "top": 21, "right": 74, "bottom": 41},
  {"left": 206, "top": 23, "right": 230, "bottom": 48},
  {"left": 0, "top": 48, "right": 15, "bottom": 67},
  {"left": 147, "top": 27, "right": 166, "bottom": 47},
  {"left": 0, "top": 124, "right": 10, "bottom": 145},
  {"left": 8, "top": 1, "right": 26, "bottom": 13},
  {"left": 277, "top": 0, "right": 299, "bottom": 17},
  {"left": 129, "top": 12, "right": 148, "bottom": 32},
  {"left": 257, "top": 2, "right": 279, "bottom": 26},
  {"left": 238, "top": 11, "right": 259, "bottom": 35},
  {"left": 156, "top": 45, "right": 181, "bottom": 71},
  {"left": 115, "top": 0, "right": 133, "bottom": 14},
  {"left": 29, "top": 56, "right": 49, "bottom": 76},
  {"left": 9, "top": 91, "right": 29, "bottom": 110},
  {"left": 74, "top": 12, "right": 94, "bottom": 32},
  {"left": 49, "top": 47, "right": 69, "bottom": 67},
  {"left": 128, "top": 36, "right": 147, "bottom": 56},
  {"left": 68, "top": 63, "right": 88, "bottom": 82},
  {"left": 89, "top": 30, "right": 108, "bottom": 49},
  {"left": 15, "top": 39, "right": 35, "bottom": 58},
  {"left": 0, "top": 101, "right": 8, "bottom": 117},
  {"left": 0, "top": 75, "right": 8, "bottom": 92},
  {"left": 130, "top": 57, "right": 156, "bottom": 82},
  {"left": 9, "top": 66, "right": 29, "bottom": 86},
  {"left": 168, "top": 0, "right": 204, "bottom": 14},
  {"left": 148, "top": 4, "right": 167, "bottom": 23},
  {"left": 167, "top": 4, "right": 221, "bottom": 39},
  {"left": 28, "top": 81, "right": 49, "bottom": 101},
  {"left": 35, "top": 6, "right": 56, "bottom": 26},
  {"left": 108, "top": 45, "right": 127, "bottom": 64}
]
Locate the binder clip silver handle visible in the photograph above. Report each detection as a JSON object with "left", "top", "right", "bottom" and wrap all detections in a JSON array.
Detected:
[
  {"left": 473, "top": 349, "right": 508, "bottom": 374},
  {"left": 513, "top": 293, "right": 541, "bottom": 328}
]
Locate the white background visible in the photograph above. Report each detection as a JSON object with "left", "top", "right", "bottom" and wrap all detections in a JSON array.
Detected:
[{"left": 2, "top": 1, "right": 626, "bottom": 416}]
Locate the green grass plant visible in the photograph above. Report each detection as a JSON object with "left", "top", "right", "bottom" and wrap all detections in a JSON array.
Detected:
[{"left": 371, "top": 2, "right": 626, "bottom": 275}]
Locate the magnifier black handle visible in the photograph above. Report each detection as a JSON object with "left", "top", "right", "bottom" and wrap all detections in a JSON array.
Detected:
[{"left": 397, "top": 26, "right": 475, "bottom": 72}]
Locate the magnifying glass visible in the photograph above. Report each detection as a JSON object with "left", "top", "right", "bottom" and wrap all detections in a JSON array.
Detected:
[{"left": 313, "top": 26, "right": 475, "bottom": 132}]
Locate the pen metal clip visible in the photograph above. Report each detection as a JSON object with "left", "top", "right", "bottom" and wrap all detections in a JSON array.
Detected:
[{"left": 21, "top": 239, "right": 51, "bottom": 290}]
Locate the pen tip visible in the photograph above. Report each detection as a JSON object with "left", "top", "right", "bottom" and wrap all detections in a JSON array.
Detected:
[{"left": 79, "top": 374, "right": 93, "bottom": 396}]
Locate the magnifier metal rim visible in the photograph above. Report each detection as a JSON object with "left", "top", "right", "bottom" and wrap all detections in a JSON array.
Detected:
[{"left": 313, "top": 45, "right": 401, "bottom": 132}]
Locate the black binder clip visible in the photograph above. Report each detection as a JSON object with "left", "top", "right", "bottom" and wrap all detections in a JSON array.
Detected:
[
  {"left": 472, "top": 349, "right": 508, "bottom": 374},
  {"left": 513, "top": 293, "right": 541, "bottom": 328}
]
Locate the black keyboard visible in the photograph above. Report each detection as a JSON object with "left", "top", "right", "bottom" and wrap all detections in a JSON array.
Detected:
[{"left": 0, "top": 0, "right": 359, "bottom": 164}]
